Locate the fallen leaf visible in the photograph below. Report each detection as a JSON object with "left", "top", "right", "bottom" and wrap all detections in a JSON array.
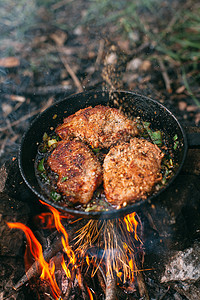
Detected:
[
  {"left": 0, "top": 57, "right": 20, "bottom": 68},
  {"left": 127, "top": 58, "right": 142, "bottom": 71},
  {"left": 140, "top": 60, "right": 151, "bottom": 71},
  {"left": 186, "top": 105, "right": 197, "bottom": 112},
  {"left": 176, "top": 86, "right": 185, "bottom": 94},
  {"left": 50, "top": 30, "right": 67, "bottom": 47},
  {"left": 10, "top": 95, "right": 26, "bottom": 102},
  {"left": 105, "top": 52, "right": 117, "bottom": 65},
  {"left": 117, "top": 40, "right": 130, "bottom": 53},
  {"left": 2, "top": 103, "right": 12, "bottom": 117},
  {"left": 178, "top": 101, "right": 187, "bottom": 111}
]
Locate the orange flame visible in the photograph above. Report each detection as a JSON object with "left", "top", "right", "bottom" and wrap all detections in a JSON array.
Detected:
[
  {"left": 128, "top": 257, "right": 135, "bottom": 282},
  {"left": 86, "top": 255, "right": 90, "bottom": 266},
  {"left": 61, "top": 256, "right": 71, "bottom": 278},
  {"left": 124, "top": 212, "right": 138, "bottom": 240},
  {"left": 116, "top": 270, "right": 123, "bottom": 281},
  {"left": 7, "top": 222, "right": 60, "bottom": 299},
  {"left": 86, "top": 286, "right": 94, "bottom": 300},
  {"left": 39, "top": 200, "right": 76, "bottom": 266},
  {"left": 35, "top": 212, "right": 55, "bottom": 229}
]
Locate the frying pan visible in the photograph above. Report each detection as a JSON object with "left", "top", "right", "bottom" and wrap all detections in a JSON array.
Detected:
[{"left": 18, "top": 90, "right": 198, "bottom": 219}]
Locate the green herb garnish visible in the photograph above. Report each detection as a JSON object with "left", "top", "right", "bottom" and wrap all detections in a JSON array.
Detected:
[
  {"left": 38, "top": 158, "right": 45, "bottom": 172},
  {"left": 50, "top": 191, "right": 61, "bottom": 201},
  {"left": 143, "top": 122, "right": 163, "bottom": 146},
  {"left": 173, "top": 134, "right": 179, "bottom": 150},
  {"left": 174, "top": 141, "right": 179, "bottom": 150},
  {"left": 61, "top": 176, "right": 68, "bottom": 183},
  {"left": 173, "top": 134, "right": 178, "bottom": 141}
]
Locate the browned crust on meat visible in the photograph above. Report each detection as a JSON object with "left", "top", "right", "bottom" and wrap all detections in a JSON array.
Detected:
[
  {"left": 55, "top": 105, "right": 138, "bottom": 148},
  {"left": 103, "top": 138, "right": 164, "bottom": 206},
  {"left": 47, "top": 140, "right": 102, "bottom": 204}
]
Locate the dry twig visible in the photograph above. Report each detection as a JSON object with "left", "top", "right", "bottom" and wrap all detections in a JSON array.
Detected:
[
  {"left": 82, "top": 39, "right": 105, "bottom": 87},
  {"left": 0, "top": 97, "right": 54, "bottom": 132},
  {"left": 57, "top": 47, "right": 83, "bottom": 93},
  {"left": 136, "top": 270, "right": 150, "bottom": 300},
  {"left": 0, "top": 84, "right": 73, "bottom": 96},
  {"left": 157, "top": 57, "right": 172, "bottom": 93}
]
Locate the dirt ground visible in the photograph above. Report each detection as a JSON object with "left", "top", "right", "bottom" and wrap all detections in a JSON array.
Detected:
[{"left": 0, "top": 0, "right": 200, "bottom": 165}]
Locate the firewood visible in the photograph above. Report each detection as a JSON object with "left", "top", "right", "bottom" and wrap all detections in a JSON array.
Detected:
[
  {"left": 13, "top": 232, "right": 63, "bottom": 291},
  {"left": 63, "top": 268, "right": 75, "bottom": 300},
  {"left": 12, "top": 220, "right": 83, "bottom": 292},
  {"left": 105, "top": 273, "right": 116, "bottom": 300}
]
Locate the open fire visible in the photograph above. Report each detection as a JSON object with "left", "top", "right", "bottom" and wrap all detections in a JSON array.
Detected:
[{"left": 7, "top": 200, "right": 144, "bottom": 300}]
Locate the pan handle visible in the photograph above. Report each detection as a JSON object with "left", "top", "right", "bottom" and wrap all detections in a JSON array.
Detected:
[{"left": 185, "top": 127, "right": 200, "bottom": 148}]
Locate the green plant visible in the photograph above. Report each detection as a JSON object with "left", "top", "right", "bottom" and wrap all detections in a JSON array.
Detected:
[{"left": 84, "top": 0, "right": 200, "bottom": 106}]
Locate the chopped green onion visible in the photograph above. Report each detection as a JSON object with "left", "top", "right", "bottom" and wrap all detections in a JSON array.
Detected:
[
  {"left": 161, "top": 168, "right": 170, "bottom": 185},
  {"left": 38, "top": 158, "right": 45, "bottom": 172},
  {"left": 143, "top": 122, "right": 163, "bottom": 146},
  {"left": 50, "top": 191, "right": 61, "bottom": 201},
  {"left": 61, "top": 176, "right": 68, "bottom": 182},
  {"left": 173, "top": 134, "right": 178, "bottom": 141},
  {"left": 174, "top": 140, "right": 179, "bottom": 150},
  {"left": 48, "top": 139, "right": 58, "bottom": 147}
]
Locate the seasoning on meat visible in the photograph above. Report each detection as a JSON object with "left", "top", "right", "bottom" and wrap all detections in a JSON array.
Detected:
[
  {"left": 47, "top": 140, "right": 102, "bottom": 204},
  {"left": 55, "top": 105, "right": 139, "bottom": 149},
  {"left": 103, "top": 137, "right": 164, "bottom": 206}
]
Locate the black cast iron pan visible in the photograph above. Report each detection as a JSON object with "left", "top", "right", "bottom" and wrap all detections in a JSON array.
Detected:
[{"left": 19, "top": 90, "right": 199, "bottom": 219}]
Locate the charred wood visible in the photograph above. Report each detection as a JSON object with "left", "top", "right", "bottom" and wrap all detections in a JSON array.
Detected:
[
  {"left": 12, "top": 220, "right": 84, "bottom": 292},
  {"left": 105, "top": 273, "right": 116, "bottom": 300}
]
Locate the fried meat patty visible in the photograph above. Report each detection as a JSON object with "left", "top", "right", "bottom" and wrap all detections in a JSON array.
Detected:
[
  {"left": 103, "top": 138, "right": 164, "bottom": 206},
  {"left": 47, "top": 140, "right": 102, "bottom": 204},
  {"left": 56, "top": 105, "right": 138, "bottom": 149}
]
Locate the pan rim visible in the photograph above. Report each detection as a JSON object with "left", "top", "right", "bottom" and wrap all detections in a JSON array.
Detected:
[{"left": 18, "top": 90, "right": 188, "bottom": 219}]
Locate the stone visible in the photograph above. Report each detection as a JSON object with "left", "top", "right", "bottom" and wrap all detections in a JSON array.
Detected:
[{"left": 161, "top": 241, "right": 200, "bottom": 283}]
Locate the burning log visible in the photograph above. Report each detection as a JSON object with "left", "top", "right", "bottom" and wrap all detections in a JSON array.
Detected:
[
  {"left": 9, "top": 219, "right": 85, "bottom": 292},
  {"left": 12, "top": 231, "right": 63, "bottom": 291},
  {"left": 136, "top": 268, "right": 150, "bottom": 300},
  {"left": 96, "top": 267, "right": 106, "bottom": 294},
  {"left": 76, "top": 267, "right": 89, "bottom": 300},
  {"left": 105, "top": 272, "right": 116, "bottom": 300},
  {"left": 62, "top": 268, "right": 75, "bottom": 300}
]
